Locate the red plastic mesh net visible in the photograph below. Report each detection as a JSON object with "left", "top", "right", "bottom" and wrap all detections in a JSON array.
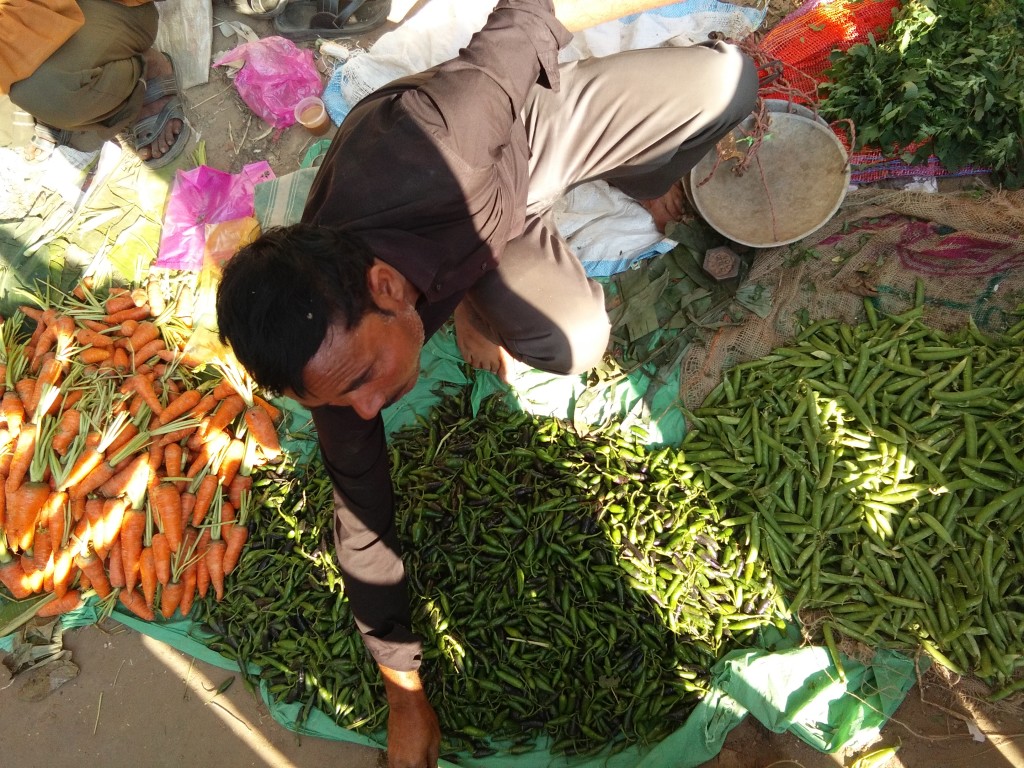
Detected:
[
  {"left": 756, "top": 0, "right": 990, "bottom": 182},
  {"left": 759, "top": 0, "right": 901, "bottom": 103}
]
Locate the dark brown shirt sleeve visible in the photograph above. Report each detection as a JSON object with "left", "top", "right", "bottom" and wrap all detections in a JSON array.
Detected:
[{"left": 310, "top": 0, "right": 571, "bottom": 673}]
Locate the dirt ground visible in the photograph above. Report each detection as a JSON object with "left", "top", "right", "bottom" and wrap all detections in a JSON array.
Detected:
[
  {"left": 3, "top": 619, "right": 1023, "bottom": 768},
  {"left": 2, "top": 1, "right": 1024, "bottom": 767}
]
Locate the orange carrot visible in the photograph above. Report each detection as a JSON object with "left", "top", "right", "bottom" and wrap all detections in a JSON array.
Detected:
[
  {"left": 157, "top": 423, "right": 198, "bottom": 448},
  {"left": 58, "top": 387, "right": 84, "bottom": 413},
  {"left": 14, "top": 377, "right": 35, "bottom": 406},
  {"left": 31, "top": 524, "right": 52, "bottom": 574},
  {"left": 228, "top": 473, "right": 252, "bottom": 509},
  {"left": 98, "top": 453, "right": 150, "bottom": 500},
  {"left": 7, "top": 481, "right": 49, "bottom": 552},
  {"left": 253, "top": 395, "right": 282, "bottom": 424},
  {"left": 81, "top": 318, "right": 110, "bottom": 334},
  {"left": 212, "top": 380, "right": 238, "bottom": 400},
  {"left": 222, "top": 524, "right": 249, "bottom": 576},
  {"left": 127, "top": 321, "right": 160, "bottom": 352},
  {"left": 50, "top": 547, "right": 75, "bottom": 598},
  {"left": 80, "top": 347, "right": 111, "bottom": 365},
  {"left": 58, "top": 445, "right": 104, "bottom": 493},
  {"left": 0, "top": 556, "right": 32, "bottom": 598},
  {"left": 186, "top": 417, "right": 210, "bottom": 453},
  {"left": 139, "top": 547, "right": 157, "bottom": 608},
  {"left": 30, "top": 325, "right": 57, "bottom": 371},
  {"left": 19, "top": 304, "right": 45, "bottom": 324},
  {"left": 44, "top": 490, "right": 68, "bottom": 553},
  {"left": 147, "top": 441, "right": 165, "bottom": 479},
  {"left": 186, "top": 432, "right": 230, "bottom": 479},
  {"left": 37, "top": 588, "right": 82, "bottom": 617},
  {"left": 151, "top": 532, "right": 171, "bottom": 586},
  {"left": 98, "top": 498, "right": 127, "bottom": 553},
  {"left": 110, "top": 346, "right": 130, "bottom": 372},
  {"left": 42, "top": 552, "right": 55, "bottom": 594},
  {"left": 70, "top": 459, "right": 117, "bottom": 502},
  {"left": 217, "top": 438, "right": 246, "bottom": 486},
  {"left": 177, "top": 565, "right": 198, "bottom": 617},
  {"left": 163, "top": 443, "right": 184, "bottom": 483},
  {"left": 159, "top": 578, "right": 185, "bottom": 619},
  {"left": 82, "top": 498, "right": 105, "bottom": 557},
  {"left": 76, "top": 326, "right": 114, "bottom": 348},
  {"left": 190, "top": 474, "right": 220, "bottom": 527},
  {"left": 29, "top": 355, "right": 64, "bottom": 414},
  {"left": 245, "top": 405, "right": 282, "bottom": 460},
  {"left": 150, "top": 482, "right": 183, "bottom": 552},
  {"left": 74, "top": 548, "right": 111, "bottom": 598},
  {"left": 51, "top": 314, "right": 76, "bottom": 361},
  {"left": 105, "top": 305, "right": 150, "bottom": 325},
  {"left": 157, "top": 389, "right": 202, "bottom": 426},
  {"left": 133, "top": 338, "right": 166, "bottom": 363},
  {"left": 205, "top": 538, "right": 227, "bottom": 602},
  {"left": 70, "top": 494, "right": 86, "bottom": 522},
  {"left": 105, "top": 292, "right": 137, "bottom": 315},
  {"left": 194, "top": 528, "right": 211, "bottom": 598},
  {"left": 205, "top": 395, "right": 246, "bottom": 441},
  {"left": 127, "top": 374, "right": 163, "bottom": 416},
  {"left": 5, "top": 423, "right": 38, "bottom": 493},
  {"left": 1, "top": 391, "right": 25, "bottom": 435},
  {"left": 104, "top": 422, "right": 140, "bottom": 458},
  {"left": 189, "top": 393, "right": 219, "bottom": 421},
  {"left": 107, "top": 539, "right": 126, "bottom": 589},
  {"left": 180, "top": 491, "right": 196, "bottom": 527},
  {"left": 119, "top": 508, "right": 146, "bottom": 592},
  {"left": 119, "top": 587, "right": 155, "bottom": 621},
  {"left": 20, "top": 553, "right": 44, "bottom": 593},
  {"left": 52, "top": 409, "right": 81, "bottom": 456}
]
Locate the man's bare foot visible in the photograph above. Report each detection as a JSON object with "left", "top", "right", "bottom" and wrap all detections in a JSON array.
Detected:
[
  {"left": 135, "top": 48, "right": 183, "bottom": 162},
  {"left": 638, "top": 180, "right": 687, "bottom": 234},
  {"left": 454, "top": 302, "right": 516, "bottom": 383}
]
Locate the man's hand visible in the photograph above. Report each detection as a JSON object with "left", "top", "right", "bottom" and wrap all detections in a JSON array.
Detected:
[{"left": 380, "top": 665, "right": 441, "bottom": 768}]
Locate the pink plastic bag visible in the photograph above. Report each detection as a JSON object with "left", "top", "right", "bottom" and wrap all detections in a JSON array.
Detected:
[
  {"left": 156, "top": 162, "right": 275, "bottom": 271},
  {"left": 213, "top": 36, "right": 323, "bottom": 129}
]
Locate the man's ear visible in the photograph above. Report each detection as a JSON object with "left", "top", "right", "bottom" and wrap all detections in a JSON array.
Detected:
[{"left": 366, "top": 259, "right": 415, "bottom": 309}]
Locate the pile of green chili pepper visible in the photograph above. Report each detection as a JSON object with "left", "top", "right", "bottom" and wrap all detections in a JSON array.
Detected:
[
  {"left": 195, "top": 287, "right": 1024, "bottom": 756},
  {"left": 195, "top": 387, "right": 782, "bottom": 758}
]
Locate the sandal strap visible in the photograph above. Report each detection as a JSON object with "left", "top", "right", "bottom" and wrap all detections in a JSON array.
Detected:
[
  {"left": 32, "top": 122, "right": 74, "bottom": 148},
  {"left": 311, "top": 0, "right": 366, "bottom": 28},
  {"left": 143, "top": 53, "right": 179, "bottom": 105}
]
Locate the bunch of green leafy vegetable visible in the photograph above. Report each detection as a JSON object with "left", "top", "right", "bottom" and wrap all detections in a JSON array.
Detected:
[{"left": 819, "top": 0, "right": 1024, "bottom": 187}]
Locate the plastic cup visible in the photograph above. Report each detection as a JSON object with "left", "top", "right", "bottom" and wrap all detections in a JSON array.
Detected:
[{"left": 294, "top": 96, "right": 331, "bottom": 136}]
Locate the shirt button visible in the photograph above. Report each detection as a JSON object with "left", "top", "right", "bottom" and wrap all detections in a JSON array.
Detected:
[
  {"left": 480, "top": 263, "right": 487, "bottom": 271},
  {"left": 433, "top": 282, "right": 443, "bottom": 292}
]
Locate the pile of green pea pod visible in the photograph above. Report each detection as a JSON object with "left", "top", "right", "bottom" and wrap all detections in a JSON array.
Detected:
[
  {"left": 195, "top": 386, "right": 784, "bottom": 758},
  {"left": 684, "top": 295, "right": 1024, "bottom": 701}
]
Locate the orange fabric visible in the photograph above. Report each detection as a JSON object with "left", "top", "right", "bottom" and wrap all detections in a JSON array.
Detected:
[
  {"left": 0, "top": 0, "right": 84, "bottom": 94},
  {"left": 0, "top": 0, "right": 152, "bottom": 94}
]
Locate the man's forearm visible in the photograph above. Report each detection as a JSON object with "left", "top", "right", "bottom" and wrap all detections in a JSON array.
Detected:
[{"left": 552, "top": 0, "right": 678, "bottom": 32}]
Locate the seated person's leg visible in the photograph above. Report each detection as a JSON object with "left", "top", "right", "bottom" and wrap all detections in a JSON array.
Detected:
[
  {"left": 524, "top": 41, "right": 758, "bottom": 229},
  {"left": 9, "top": 0, "right": 181, "bottom": 161},
  {"left": 456, "top": 213, "right": 610, "bottom": 382}
]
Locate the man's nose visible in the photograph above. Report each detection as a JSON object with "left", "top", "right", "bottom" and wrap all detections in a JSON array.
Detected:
[{"left": 351, "top": 390, "right": 384, "bottom": 420}]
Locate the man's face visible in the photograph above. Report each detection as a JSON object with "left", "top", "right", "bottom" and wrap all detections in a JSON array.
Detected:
[
  {"left": 287, "top": 263, "right": 426, "bottom": 420},
  {"left": 290, "top": 307, "right": 425, "bottom": 420}
]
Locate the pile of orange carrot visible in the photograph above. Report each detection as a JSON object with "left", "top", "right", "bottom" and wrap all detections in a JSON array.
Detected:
[{"left": 0, "top": 283, "right": 282, "bottom": 622}]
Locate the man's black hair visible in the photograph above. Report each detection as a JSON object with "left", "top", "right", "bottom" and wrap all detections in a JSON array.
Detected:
[{"left": 215, "top": 224, "right": 377, "bottom": 397}]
